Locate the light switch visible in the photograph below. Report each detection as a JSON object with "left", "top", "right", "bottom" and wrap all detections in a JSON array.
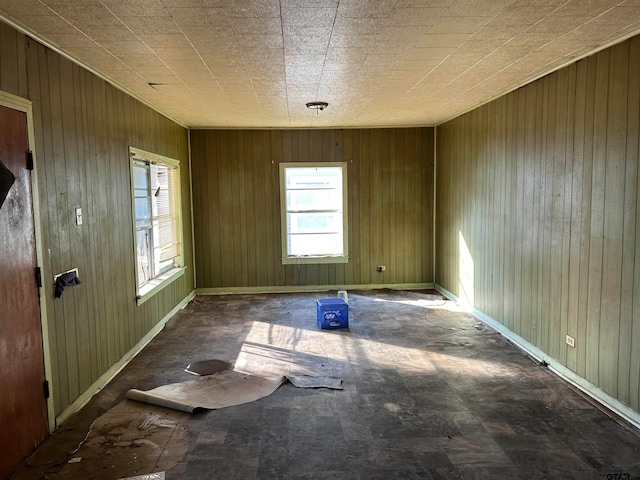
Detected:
[{"left": 75, "top": 207, "right": 82, "bottom": 226}]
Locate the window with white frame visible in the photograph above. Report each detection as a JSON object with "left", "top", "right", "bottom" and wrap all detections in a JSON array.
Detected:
[
  {"left": 279, "top": 162, "right": 348, "bottom": 264},
  {"left": 130, "top": 147, "right": 184, "bottom": 301}
]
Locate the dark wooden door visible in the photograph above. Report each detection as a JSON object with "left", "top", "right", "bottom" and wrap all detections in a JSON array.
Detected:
[{"left": 0, "top": 104, "right": 48, "bottom": 478}]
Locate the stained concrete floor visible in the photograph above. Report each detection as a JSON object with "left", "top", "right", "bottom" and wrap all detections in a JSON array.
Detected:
[{"left": 11, "top": 290, "right": 640, "bottom": 480}]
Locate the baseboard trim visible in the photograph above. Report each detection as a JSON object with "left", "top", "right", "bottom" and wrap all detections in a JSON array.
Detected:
[
  {"left": 434, "top": 284, "right": 640, "bottom": 431},
  {"left": 54, "top": 290, "right": 196, "bottom": 428},
  {"left": 196, "top": 283, "right": 435, "bottom": 295}
]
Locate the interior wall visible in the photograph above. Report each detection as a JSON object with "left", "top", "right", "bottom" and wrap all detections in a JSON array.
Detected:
[
  {"left": 0, "top": 21, "right": 194, "bottom": 418},
  {"left": 190, "top": 128, "right": 434, "bottom": 289},
  {"left": 436, "top": 35, "right": 640, "bottom": 415}
]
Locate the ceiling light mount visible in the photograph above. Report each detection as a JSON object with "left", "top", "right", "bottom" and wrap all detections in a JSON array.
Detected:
[{"left": 306, "top": 101, "right": 328, "bottom": 112}]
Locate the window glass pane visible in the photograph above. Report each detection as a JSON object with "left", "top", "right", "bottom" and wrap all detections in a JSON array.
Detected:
[
  {"left": 288, "top": 233, "right": 343, "bottom": 256},
  {"left": 286, "top": 189, "right": 341, "bottom": 211},
  {"left": 285, "top": 167, "right": 342, "bottom": 189},
  {"left": 134, "top": 197, "right": 151, "bottom": 229},
  {"left": 287, "top": 212, "right": 342, "bottom": 234},
  {"left": 133, "top": 163, "right": 149, "bottom": 189},
  {"left": 136, "top": 229, "right": 152, "bottom": 285}
]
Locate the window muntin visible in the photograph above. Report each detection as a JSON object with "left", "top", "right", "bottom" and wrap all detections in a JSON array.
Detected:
[
  {"left": 280, "top": 163, "right": 348, "bottom": 264},
  {"left": 130, "top": 147, "right": 183, "bottom": 300}
]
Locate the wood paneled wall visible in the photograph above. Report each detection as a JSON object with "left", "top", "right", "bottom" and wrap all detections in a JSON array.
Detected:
[
  {"left": 436, "top": 36, "right": 640, "bottom": 414},
  {"left": 0, "top": 21, "right": 194, "bottom": 418},
  {"left": 191, "top": 128, "right": 434, "bottom": 289}
]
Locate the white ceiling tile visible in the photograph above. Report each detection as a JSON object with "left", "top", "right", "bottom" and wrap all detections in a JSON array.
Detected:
[
  {"left": 78, "top": 24, "right": 137, "bottom": 40},
  {"left": 228, "top": 0, "right": 280, "bottom": 17},
  {"left": 166, "top": 7, "right": 228, "bottom": 26},
  {"left": 117, "top": 54, "right": 165, "bottom": 66},
  {"left": 504, "top": 32, "right": 555, "bottom": 49},
  {"left": 44, "top": 32, "right": 96, "bottom": 48},
  {"left": 235, "top": 34, "right": 283, "bottom": 48},
  {"left": 102, "top": 41, "right": 155, "bottom": 56},
  {"left": 389, "top": 7, "right": 447, "bottom": 26},
  {"left": 337, "top": 0, "right": 397, "bottom": 18},
  {"left": 591, "top": 5, "right": 640, "bottom": 25},
  {"left": 134, "top": 66, "right": 177, "bottom": 80},
  {"left": 363, "top": 54, "right": 402, "bottom": 66},
  {"left": 446, "top": 0, "right": 511, "bottom": 17},
  {"left": 429, "top": 16, "right": 491, "bottom": 33},
  {"left": 0, "top": 0, "right": 54, "bottom": 15},
  {"left": 9, "top": 14, "right": 73, "bottom": 33},
  {"left": 329, "top": 34, "right": 377, "bottom": 48},
  {"left": 332, "top": 16, "right": 389, "bottom": 34},
  {"left": 118, "top": 15, "right": 182, "bottom": 34},
  {"left": 281, "top": 0, "right": 339, "bottom": 7},
  {"left": 153, "top": 46, "right": 201, "bottom": 60},
  {"left": 138, "top": 33, "right": 193, "bottom": 47},
  {"left": 227, "top": 16, "right": 281, "bottom": 34},
  {"left": 406, "top": 47, "right": 455, "bottom": 61},
  {"left": 49, "top": 5, "right": 121, "bottom": 25},
  {"left": 282, "top": 7, "right": 336, "bottom": 26},
  {"left": 395, "top": 0, "right": 455, "bottom": 6},
  {"left": 416, "top": 33, "right": 472, "bottom": 48},
  {"left": 67, "top": 46, "right": 125, "bottom": 68},
  {"left": 3, "top": 0, "right": 638, "bottom": 127},
  {"left": 380, "top": 26, "right": 432, "bottom": 41},
  {"left": 528, "top": 15, "right": 590, "bottom": 33},
  {"left": 40, "top": 0, "right": 102, "bottom": 5},
  {"left": 101, "top": 0, "right": 170, "bottom": 17},
  {"left": 553, "top": 2, "right": 615, "bottom": 17},
  {"left": 488, "top": 6, "right": 557, "bottom": 26},
  {"left": 396, "top": 59, "right": 440, "bottom": 71},
  {"left": 159, "top": 0, "right": 229, "bottom": 6}
]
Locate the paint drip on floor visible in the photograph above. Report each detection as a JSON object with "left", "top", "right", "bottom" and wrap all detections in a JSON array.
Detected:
[{"left": 42, "top": 401, "right": 189, "bottom": 480}]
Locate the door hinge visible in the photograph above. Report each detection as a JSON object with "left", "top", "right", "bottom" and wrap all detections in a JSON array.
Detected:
[
  {"left": 27, "top": 151, "right": 34, "bottom": 170},
  {"left": 44, "top": 380, "right": 50, "bottom": 399},
  {"left": 35, "top": 266, "right": 42, "bottom": 288}
]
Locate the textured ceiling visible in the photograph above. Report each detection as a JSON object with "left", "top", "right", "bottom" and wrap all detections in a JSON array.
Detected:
[{"left": 1, "top": 0, "right": 640, "bottom": 128}]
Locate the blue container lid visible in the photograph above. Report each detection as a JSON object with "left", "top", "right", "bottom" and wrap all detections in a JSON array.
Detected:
[{"left": 317, "top": 298, "right": 347, "bottom": 306}]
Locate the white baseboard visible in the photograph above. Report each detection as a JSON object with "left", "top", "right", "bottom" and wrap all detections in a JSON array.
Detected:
[
  {"left": 54, "top": 290, "right": 196, "bottom": 428},
  {"left": 196, "top": 283, "right": 435, "bottom": 295},
  {"left": 434, "top": 284, "right": 640, "bottom": 430}
]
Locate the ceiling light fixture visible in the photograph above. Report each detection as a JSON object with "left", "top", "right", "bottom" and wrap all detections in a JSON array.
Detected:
[{"left": 306, "top": 101, "right": 328, "bottom": 112}]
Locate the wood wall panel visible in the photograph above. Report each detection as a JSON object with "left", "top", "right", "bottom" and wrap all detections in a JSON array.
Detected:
[
  {"left": 0, "top": 21, "right": 194, "bottom": 418},
  {"left": 436, "top": 36, "right": 640, "bottom": 414},
  {"left": 191, "top": 128, "right": 434, "bottom": 289}
]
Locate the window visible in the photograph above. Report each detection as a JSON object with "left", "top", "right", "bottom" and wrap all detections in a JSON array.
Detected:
[
  {"left": 130, "top": 147, "right": 184, "bottom": 302},
  {"left": 279, "top": 162, "right": 348, "bottom": 264}
]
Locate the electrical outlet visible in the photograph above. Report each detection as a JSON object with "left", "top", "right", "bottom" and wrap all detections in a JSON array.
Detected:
[
  {"left": 565, "top": 335, "right": 575, "bottom": 348},
  {"left": 377, "top": 265, "right": 386, "bottom": 272}
]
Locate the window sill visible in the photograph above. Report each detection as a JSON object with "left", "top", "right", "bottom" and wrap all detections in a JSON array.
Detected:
[
  {"left": 136, "top": 266, "right": 186, "bottom": 306},
  {"left": 281, "top": 256, "right": 349, "bottom": 265}
]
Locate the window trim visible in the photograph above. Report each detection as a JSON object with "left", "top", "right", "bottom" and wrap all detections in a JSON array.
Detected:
[
  {"left": 279, "top": 162, "right": 349, "bottom": 265},
  {"left": 129, "top": 147, "right": 185, "bottom": 304}
]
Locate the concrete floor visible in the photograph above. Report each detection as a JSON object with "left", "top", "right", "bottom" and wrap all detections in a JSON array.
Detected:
[{"left": 12, "top": 290, "right": 640, "bottom": 480}]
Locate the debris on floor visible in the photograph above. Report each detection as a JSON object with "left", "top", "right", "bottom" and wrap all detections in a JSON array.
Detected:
[
  {"left": 39, "top": 401, "right": 189, "bottom": 480},
  {"left": 119, "top": 472, "right": 165, "bottom": 480}
]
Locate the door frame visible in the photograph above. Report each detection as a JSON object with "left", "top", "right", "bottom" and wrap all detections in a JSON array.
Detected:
[{"left": 0, "top": 89, "right": 55, "bottom": 433}]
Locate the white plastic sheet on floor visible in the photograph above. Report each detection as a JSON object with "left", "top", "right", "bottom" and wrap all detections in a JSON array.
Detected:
[{"left": 126, "top": 370, "right": 286, "bottom": 413}]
